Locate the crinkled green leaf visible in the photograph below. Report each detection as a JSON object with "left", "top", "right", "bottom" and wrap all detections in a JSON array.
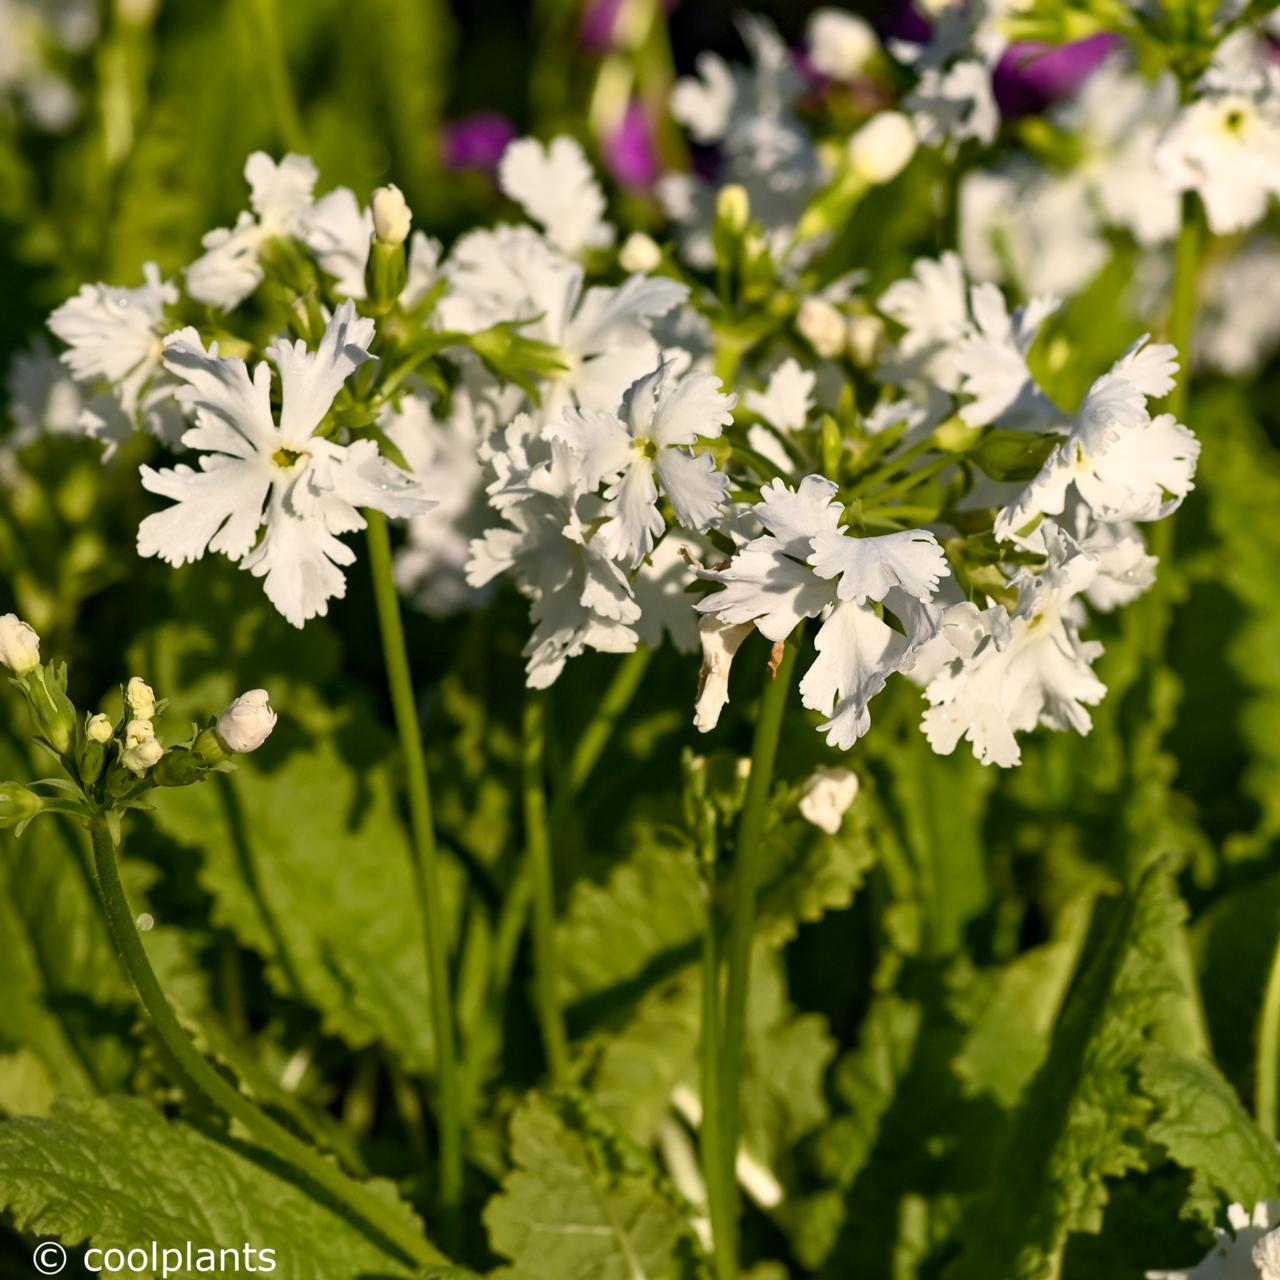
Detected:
[
  {"left": 0, "top": 1097, "right": 423, "bottom": 1277},
  {"left": 484, "top": 1091, "right": 702, "bottom": 1280}
]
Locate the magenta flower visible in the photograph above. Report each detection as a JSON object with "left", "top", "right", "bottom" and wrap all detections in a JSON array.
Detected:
[
  {"left": 993, "top": 33, "right": 1122, "bottom": 118},
  {"left": 443, "top": 112, "right": 518, "bottom": 174},
  {"left": 603, "top": 99, "right": 660, "bottom": 190}
]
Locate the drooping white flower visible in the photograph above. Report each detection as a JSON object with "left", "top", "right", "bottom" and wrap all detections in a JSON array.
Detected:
[
  {"left": 1148, "top": 1200, "right": 1280, "bottom": 1280},
  {"left": 0, "top": 613, "right": 40, "bottom": 674},
  {"left": 693, "top": 615, "right": 755, "bottom": 733},
  {"left": 138, "top": 301, "right": 434, "bottom": 628},
  {"left": 807, "top": 8, "right": 879, "bottom": 82},
  {"left": 217, "top": 689, "right": 278, "bottom": 753},
  {"left": 798, "top": 765, "right": 860, "bottom": 834},
  {"left": 922, "top": 530, "right": 1105, "bottom": 767},
  {"left": 498, "top": 135, "right": 614, "bottom": 256},
  {"left": 696, "top": 475, "right": 948, "bottom": 747},
  {"left": 996, "top": 337, "right": 1197, "bottom": 539},
  {"left": 441, "top": 225, "right": 687, "bottom": 420},
  {"left": 549, "top": 361, "right": 736, "bottom": 567},
  {"left": 48, "top": 261, "right": 177, "bottom": 421},
  {"left": 186, "top": 152, "right": 319, "bottom": 309},
  {"left": 1155, "top": 32, "right": 1280, "bottom": 236},
  {"left": 467, "top": 416, "right": 640, "bottom": 687}
]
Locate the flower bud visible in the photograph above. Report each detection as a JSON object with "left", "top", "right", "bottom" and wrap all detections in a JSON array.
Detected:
[
  {"left": 848, "top": 112, "right": 916, "bottom": 185},
  {"left": 126, "top": 676, "right": 157, "bottom": 721},
  {"left": 0, "top": 781, "right": 44, "bottom": 830},
  {"left": 0, "top": 614, "right": 41, "bottom": 674},
  {"left": 796, "top": 298, "right": 847, "bottom": 359},
  {"left": 86, "top": 713, "right": 113, "bottom": 744},
  {"left": 846, "top": 312, "right": 885, "bottom": 367},
  {"left": 715, "top": 184, "right": 750, "bottom": 236},
  {"left": 216, "top": 689, "right": 277, "bottom": 754},
  {"left": 371, "top": 185, "right": 412, "bottom": 246},
  {"left": 807, "top": 8, "right": 879, "bottom": 82},
  {"left": 798, "top": 766, "right": 860, "bottom": 835},
  {"left": 23, "top": 662, "right": 76, "bottom": 755},
  {"left": 121, "top": 720, "right": 164, "bottom": 775},
  {"left": 619, "top": 232, "right": 663, "bottom": 274}
]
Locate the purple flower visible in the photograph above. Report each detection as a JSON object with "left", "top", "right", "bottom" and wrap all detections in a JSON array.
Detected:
[
  {"left": 579, "top": 0, "right": 625, "bottom": 53},
  {"left": 443, "top": 112, "right": 518, "bottom": 174},
  {"left": 603, "top": 99, "right": 660, "bottom": 190},
  {"left": 993, "top": 33, "right": 1122, "bottom": 118}
]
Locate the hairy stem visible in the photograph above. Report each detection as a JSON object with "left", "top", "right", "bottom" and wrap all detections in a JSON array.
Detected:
[
  {"left": 365, "top": 511, "right": 464, "bottom": 1235},
  {"left": 523, "top": 691, "right": 570, "bottom": 1083},
  {"left": 89, "top": 823, "right": 444, "bottom": 1269},
  {"left": 1257, "top": 929, "right": 1280, "bottom": 1138},
  {"left": 717, "top": 636, "right": 800, "bottom": 1259}
]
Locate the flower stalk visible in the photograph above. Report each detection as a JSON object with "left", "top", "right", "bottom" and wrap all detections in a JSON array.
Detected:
[{"left": 364, "top": 510, "right": 464, "bottom": 1235}]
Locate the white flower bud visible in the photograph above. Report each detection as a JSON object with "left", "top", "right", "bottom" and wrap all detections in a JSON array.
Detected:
[
  {"left": 807, "top": 8, "right": 879, "bottom": 82},
  {"left": 86, "top": 713, "right": 114, "bottom": 744},
  {"left": 716, "top": 184, "right": 750, "bottom": 234},
  {"left": 798, "top": 766, "right": 860, "bottom": 835},
  {"left": 846, "top": 312, "right": 886, "bottom": 367},
  {"left": 371, "top": 185, "right": 412, "bottom": 246},
  {"left": 796, "top": 298, "right": 847, "bottom": 359},
  {"left": 126, "top": 676, "right": 157, "bottom": 721},
  {"left": 0, "top": 614, "right": 41, "bottom": 674},
  {"left": 217, "top": 689, "right": 278, "bottom": 754},
  {"left": 122, "top": 719, "right": 163, "bottom": 774},
  {"left": 619, "top": 232, "right": 663, "bottom": 274},
  {"left": 848, "top": 112, "right": 917, "bottom": 185}
]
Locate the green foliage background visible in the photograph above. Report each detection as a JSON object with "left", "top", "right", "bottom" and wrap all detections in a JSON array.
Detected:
[{"left": 3, "top": 1, "right": 1280, "bottom": 1277}]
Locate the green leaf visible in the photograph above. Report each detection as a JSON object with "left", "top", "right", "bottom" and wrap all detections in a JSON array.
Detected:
[
  {"left": 0, "top": 1097, "right": 422, "bottom": 1275},
  {"left": 948, "top": 868, "right": 1184, "bottom": 1280},
  {"left": 484, "top": 1091, "right": 702, "bottom": 1280},
  {"left": 1138, "top": 1049, "right": 1280, "bottom": 1225},
  {"left": 147, "top": 691, "right": 463, "bottom": 1074}
]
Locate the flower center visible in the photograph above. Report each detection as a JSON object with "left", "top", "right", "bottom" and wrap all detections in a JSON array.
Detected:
[
  {"left": 635, "top": 437, "right": 660, "bottom": 461},
  {"left": 272, "top": 446, "right": 307, "bottom": 470}
]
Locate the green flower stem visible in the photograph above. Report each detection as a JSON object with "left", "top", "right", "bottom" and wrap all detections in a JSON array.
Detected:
[
  {"left": 89, "top": 823, "right": 444, "bottom": 1270},
  {"left": 1256, "top": 928, "right": 1280, "bottom": 1138},
  {"left": 522, "top": 692, "right": 570, "bottom": 1083},
  {"left": 699, "top": 827, "right": 735, "bottom": 1280},
  {"left": 716, "top": 635, "right": 801, "bottom": 1260},
  {"left": 558, "top": 646, "right": 653, "bottom": 804},
  {"left": 364, "top": 511, "right": 464, "bottom": 1233}
]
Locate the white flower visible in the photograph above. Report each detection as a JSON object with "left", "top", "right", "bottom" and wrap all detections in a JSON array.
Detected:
[
  {"left": 371, "top": 184, "right": 412, "bottom": 245},
  {"left": 878, "top": 251, "right": 971, "bottom": 395},
  {"left": 1156, "top": 35, "right": 1280, "bottom": 236},
  {"left": 619, "top": 232, "right": 663, "bottom": 274},
  {"left": 631, "top": 532, "right": 703, "bottom": 655},
  {"left": 1148, "top": 1200, "right": 1280, "bottom": 1280},
  {"left": 441, "top": 224, "right": 687, "bottom": 420},
  {"left": 849, "top": 112, "right": 916, "bottom": 185},
  {"left": 217, "top": 689, "right": 278, "bottom": 753},
  {"left": 923, "top": 531, "right": 1105, "bottom": 767},
  {"left": 693, "top": 615, "right": 755, "bottom": 733},
  {"left": 955, "top": 283, "right": 1061, "bottom": 430},
  {"left": 186, "top": 152, "right": 319, "bottom": 309},
  {"left": 807, "top": 8, "right": 878, "bottom": 82},
  {"left": 86, "top": 713, "right": 113, "bottom": 744},
  {"left": 0, "top": 613, "right": 40, "bottom": 674},
  {"left": 797, "top": 298, "right": 847, "bottom": 359},
  {"left": 125, "top": 676, "right": 157, "bottom": 721},
  {"left": 1056, "top": 56, "right": 1179, "bottom": 248},
  {"left": 798, "top": 765, "right": 860, "bottom": 834},
  {"left": 138, "top": 301, "right": 434, "bottom": 628},
  {"left": 122, "top": 719, "right": 164, "bottom": 774},
  {"left": 696, "top": 475, "right": 948, "bottom": 747},
  {"left": 498, "top": 135, "right": 614, "bottom": 256},
  {"left": 996, "top": 337, "right": 1197, "bottom": 539},
  {"left": 1198, "top": 235, "right": 1280, "bottom": 376},
  {"left": 467, "top": 416, "right": 640, "bottom": 687},
  {"left": 908, "top": 59, "right": 999, "bottom": 149},
  {"left": 744, "top": 357, "right": 814, "bottom": 470},
  {"left": 48, "top": 262, "right": 177, "bottom": 416},
  {"left": 550, "top": 362, "right": 735, "bottom": 567},
  {"left": 4, "top": 340, "right": 82, "bottom": 447}
]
